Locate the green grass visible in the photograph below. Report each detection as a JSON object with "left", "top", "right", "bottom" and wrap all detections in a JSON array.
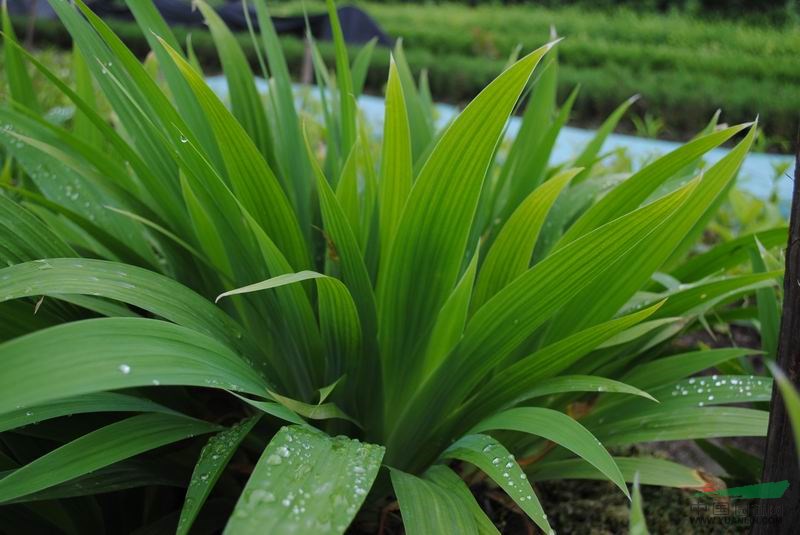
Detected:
[{"left": 0, "top": 0, "right": 786, "bottom": 532}]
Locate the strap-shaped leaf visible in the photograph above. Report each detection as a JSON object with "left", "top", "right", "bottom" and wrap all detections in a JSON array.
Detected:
[
  {"left": 471, "top": 407, "right": 629, "bottom": 498},
  {"left": 390, "top": 468, "right": 480, "bottom": 535},
  {"left": 511, "top": 375, "right": 658, "bottom": 403},
  {"left": 620, "top": 348, "right": 756, "bottom": 391},
  {"left": 377, "top": 42, "right": 556, "bottom": 414},
  {"left": 387, "top": 185, "right": 692, "bottom": 467},
  {"left": 0, "top": 392, "right": 176, "bottom": 433},
  {"left": 0, "top": 413, "right": 219, "bottom": 503},
  {"left": 473, "top": 167, "right": 579, "bottom": 310},
  {"left": 158, "top": 37, "right": 309, "bottom": 272},
  {"left": 0, "top": 259, "right": 256, "bottom": 360},
  {"left": 463, "top": 302, "right": 663, "bottom": 426},
  {"left": 326, "top": 0, "right": 356, "bottom": 161},
  {"left": 638, "top": 271, "right": 780, "bottom": 319},
  {"left": 593, "top": 407, "right": 768, "bottom": 446},
  {"left": 543, "top": 125, "right": 756, "bottom": 344},
  {"left": 0, "top": 318, "right": 269, "bottom": 415},
  {"left": 195, "top": 1, "right": 274, "bottom": 169},
  {"left": 669, "top": 227, "right": 788, "bottom": 282},
  {"left": 529, "top": 456, "right": 706, "bottom": 489},
  {"left": 0, "top": 196, "right": 74, "bottom": 263},
  {"left": 420, "top": 250, "right": 479, "bottom": 380},
  {"left": 441, "top": 434, "right": 551, "bottom": 534},
  {"left": 378, "top": 58, "right": 413, "bottom": 267},
  {"left": 48, "top": 0, "right": 187, "bottom": 225},
  {"left": 178, "top": 416, "right": 261, "bottom": 535},
  {"left": 224, "top": 425, "right": 384, "bottom": 534},
  {"left": 572, "top": 95, "right": 638, "bottom": 180},
  {"left": 252, "top": 0, "right": 312, "bottom": 229},
  {"left": 391, "top": 40, "right": 433, "bottom": 164},
  {"left": 561, "top": 123, "right": 751, "bottom": 245},
  {"left": 1, "top": 3, "right": 38, "bottom": 112},
  {"left": 1, "top": 460, "right": 184, "bottom": 503}
]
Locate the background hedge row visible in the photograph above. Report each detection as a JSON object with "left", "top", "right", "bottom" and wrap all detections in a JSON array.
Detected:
[{"left": 11, "top": 1, "right": 800, "bottom": 150}]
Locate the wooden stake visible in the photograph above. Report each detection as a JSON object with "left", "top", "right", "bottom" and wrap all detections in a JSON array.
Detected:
[{"left": 752, "top": 148, "right": 800, "bottom": 534}]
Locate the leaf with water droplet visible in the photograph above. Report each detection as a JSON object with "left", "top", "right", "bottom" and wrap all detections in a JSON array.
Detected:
[
  {"left": 224, "top": 425, "right": 384, "bottom": 534},
  {"left": 177, "top": 415, "right": 260, "bottom": 535},
  {"left": 441, "top": 434, "right": 551, "bottom": 534}
]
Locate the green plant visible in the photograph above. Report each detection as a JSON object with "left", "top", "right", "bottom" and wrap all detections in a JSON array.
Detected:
[
  {"left": 631, "top": 112, "right": 665, "bottom": 139},
  {"left": 0, "top": 0, "right": 783, "bottom": 533}
]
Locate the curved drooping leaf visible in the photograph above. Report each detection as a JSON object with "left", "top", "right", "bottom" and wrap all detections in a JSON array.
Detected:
[
  {"left": 620, "top": 348, "right": 756, "bottom": 391},
  {"left": 593, "top": 407, "right": 769, "bottom": 446},
  {"left": 0, "top": 318, "right": 270, "bottom": 415},
  {"left": 0, "top": 259, "right": 256, "bottom": 359},
  {"left": 216, "top": 269, "right": 362, "bottom": 390},
  {"left": 529, "top": 456, "right": 706, "bottom": 489},
  {"left": 225, "top": 425, "right": 384, "bottom": 534},
  {"left": 441, "top": 434, "right": 551, "bottom": 534},
  {"left": 178, "top": 416, "right": 261, "bottom": 535},
  {"left": 471, "top": 407, "right": 629, "bottom": 498},
  {"left": 0, "top": 413, "right": 219, "bottom": 503},
  {"left": 511, "top": 375, "right": 658, "bottom": 403},
  {"left": 0, "top": 392, "right": 177, "bottom": 433},
  {"left": 1, "top": 460, "right": 185, "bottom": 503},
  {"left": 0, "top": 196, "right": 75, "bottom": 265}
]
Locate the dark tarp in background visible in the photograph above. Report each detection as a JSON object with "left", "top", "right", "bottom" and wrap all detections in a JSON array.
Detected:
[{"left": 7, "top": 0, "right": 392, "bottom": 46}]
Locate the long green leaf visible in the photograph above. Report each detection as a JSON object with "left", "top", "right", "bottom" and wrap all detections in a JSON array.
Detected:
[
  {"left": 529, "top": 456, "right": 706, "bottom": 489},
  {"left": 390, "top": 468, "right": 480, "bottom": 535},
  {"left": 0, "top": 413, "right": 219, "bottom": 503},
  {"left": 0, "top": 318, "right": 270, "bottom": 415},
  {"left": 378, "top": 58, "right": 413, "bottom": 267},
  {"left": 224, "top": 425, "right": 384, "bottom": 534},
  {"left": 471, "top": 407, "right": 629, "bottom": 498},
  {"left": 178, "top": 416, "right": 261, "bottom": 535},
  {"left": 423, "top": 466, "right": 499, "bottom": 535},
  {"left": 0, "top": 392, "right": 176, "bottom": 433},
  {"left": 473, "top": 167, "right": 579, "bottom": 310},
  {"left": 377, "top": 43, "right": 556, "bottom": 416},
  {"left": 387, "top": 182, "right": 694, "bottom": 468},
  {"left": 0, "top": 259, "right": 257, "bottom": 362},
  {"left": 441, "top": 434, "right": 551, "bottom": 533}
]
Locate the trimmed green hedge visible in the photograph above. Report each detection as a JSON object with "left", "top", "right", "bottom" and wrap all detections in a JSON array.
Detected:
[{"left": 12, "top": 1, "right": 800, "bottom": 147}]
